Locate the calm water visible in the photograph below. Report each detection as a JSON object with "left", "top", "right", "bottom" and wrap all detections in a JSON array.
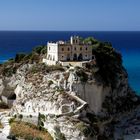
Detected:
[{"left": 0, "top": 31, "right": 140, "bottom": 94}]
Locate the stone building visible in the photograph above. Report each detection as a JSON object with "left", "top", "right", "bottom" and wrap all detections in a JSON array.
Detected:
[{"left": 43, "top": 36, "right": 95, "bottom": 66}]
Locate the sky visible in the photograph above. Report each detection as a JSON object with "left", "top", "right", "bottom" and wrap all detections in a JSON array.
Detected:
[{"left": 0, "top": 0, "right": 140, "bottom": 31}]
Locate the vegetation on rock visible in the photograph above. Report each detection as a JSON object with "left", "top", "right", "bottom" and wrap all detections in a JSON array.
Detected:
[
  {"left": 92, "top": 41, "right": 122, "bottom": 87},
  {"left": 0, "top": 45, "right": 47, "bottom": 77},
  {"left": 75, "top": 67, "right": 88, "bottom": 83},
  {"left": 10, "top": 121, "right": 53, "bottom": 140},
  {"left": 0, "top": 121, "right": 3, "bottom": 129},
  {"left": 28, "top": 63, "right": 65, "bottom": 75}
]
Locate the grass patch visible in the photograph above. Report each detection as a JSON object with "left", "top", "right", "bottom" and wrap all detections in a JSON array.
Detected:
[
  {"left": 0, "top": 122, "right": 3, "bottom": 129},
  {"left": 10, "top": 121, "right": 53, "bottom": 140}
]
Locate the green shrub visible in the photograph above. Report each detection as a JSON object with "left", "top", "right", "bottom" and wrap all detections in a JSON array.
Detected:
[
  {"left": 33, "top": 45, "right": 47, "bottom": 54},
  {"left": 15, "top": 53, "right": 26, "bottom": 62},
  {"left": 92, "top": 42, "right": 122, "bottom": 87},
  {"left": 2, "top": 65, "right": 17, "bottom": 77},
  {"left": 48, "top": 80, "right": 54, "bottom": 87},
  {"left": 38, "top": 113, "right": 46, "bottom": 131},
  {"left": 9, "top": 118, "right": 15, "bottom": 124},
  {"left": 7, "top": 135, "right": 17, "bottom": 140},
  {"left": 76, "top": 69, "right": 88, "bottom": 83},
  {"left": 34, "top": 137, "right": 43, "bottom": 140},
  {"left": 39, "top": 114, "right": 46, "bottom": 121},
  {"left": 18, "top": 114, "right": 23, "bottom": 119},
  {"left": 84, "top": 37, "right": 98, "bottom": 44},
  {"left": 76, "top": 122, "right": 91, "bottom": 137}
]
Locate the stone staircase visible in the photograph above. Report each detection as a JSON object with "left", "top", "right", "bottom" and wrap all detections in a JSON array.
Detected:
[{"left": 0, "top": 112, "right": 11, "bottom": 140}]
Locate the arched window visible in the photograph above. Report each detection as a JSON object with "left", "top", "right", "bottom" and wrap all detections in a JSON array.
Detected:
[
  {"left": 47, "top": 55, "right": 49, "bottom": 60},
  {"left": 62, "top": 48, "right": 64, "bottom": 51},
  {"left": 73, "top": 54, "right": 77, "bottom": 61},
  {"left": 74, "top": 47, "right": 76, "bottom": 51},
  {"left": 68, "top": 48, "right": 70, "bottom": 51},
  {"left": 48, "top": 55, "right": 51, "bottom": 60},
  {"left": 53, "top": 56, "right": 55, "bottom": 61},
  {"left": 50, "top": 55, "right": 52, "bottom": 60},
  {"left": 78, "top": 53, "right": 83, "bottom": 61},
  {"left": 86, "top": 47, "right": 88, "bottom": 51}
]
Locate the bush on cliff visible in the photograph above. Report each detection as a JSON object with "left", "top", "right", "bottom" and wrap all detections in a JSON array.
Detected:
[
  {"left": 29, "top": 63, "right": 65, "bottom": 75},
  {"left": 0, "top": 45, "right": 47, "bottom": 76},
  {"left": 14, "top": 45, "right": 47, "bottom": 63},
  {"left": 75, "top": 68, "right": 88, "bottom": 83},
  {"left": 92, "top": 42, "right": 122, "bottom": 88},
  {"left": 84, "top": 37, "right": 98, "bottom": 44},
  {"left": 33, "top": 45, "right": 47, "bottom": 54},
  {"left": 15, "top": 53, "right": 26, "bottom": 63}
]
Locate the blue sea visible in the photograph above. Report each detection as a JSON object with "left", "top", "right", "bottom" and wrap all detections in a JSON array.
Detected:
[{"left": 0, "top": 31, "right": 139, "bottom": 94}]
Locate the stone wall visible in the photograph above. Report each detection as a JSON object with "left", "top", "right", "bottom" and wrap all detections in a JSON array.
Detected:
[{"left": 20, "top": 114, "right": 38, "bottom": 126}]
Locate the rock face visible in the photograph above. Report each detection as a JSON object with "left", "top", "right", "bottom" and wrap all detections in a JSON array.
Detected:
[
  {"left": 73, "top": 83, "right": 110, "bottom": 114},
  {"left": 0, "top": 43, "right": 139, "bottom": 140},
  {"left": 1, "top": 64, "right": 96, "bottom": 140},
  {"left": 0, "top": 79, "right": 4, "bottom": 96}
]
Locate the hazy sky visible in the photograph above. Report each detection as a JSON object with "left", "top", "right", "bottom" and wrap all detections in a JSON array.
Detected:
[{"left": 0, "top": 0, "right": 140, "bottom": 31}]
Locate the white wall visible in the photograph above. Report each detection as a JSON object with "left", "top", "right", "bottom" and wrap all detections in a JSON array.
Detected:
[
  {"left": 43, "top": 59, "right": 57, "bottom": 65},
  {"left": 47, "top": 43, "right": 58, "bottom": 61}
]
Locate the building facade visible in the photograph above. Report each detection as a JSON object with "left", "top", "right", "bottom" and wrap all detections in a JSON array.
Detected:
[{"left": 43, "top": 36, "right": 95, "bottom": 65}]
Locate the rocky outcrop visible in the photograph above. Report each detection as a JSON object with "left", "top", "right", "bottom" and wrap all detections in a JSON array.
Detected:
[
  {"left": 0, "top": 61, "right": 139, "bottom": 140},
  {"left": 0, "top": 39, "right": 139, "bottom": 140},
  {"left": 0, "top": 63, "right": 100, "bottom": 139}
]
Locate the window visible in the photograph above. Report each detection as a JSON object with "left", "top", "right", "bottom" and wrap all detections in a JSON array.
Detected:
[
  {"left": 85, "top": 55, "right": 87, "bottom": 57},
  {"left": 62, "top": 48, "right": 64, "bottom": 51},
  {"left": 86, "top": 47, "right": 87, "bottom": 50},
  {"left": 68, "top": 48, "right": 70, "bottom": 51},
  {"left": 49, "top": 47, "right": 50, "bottom": 50},
  {"left": 80, "top": 47, "right": 82, "bottom": 51},
  {"left": 74, "top": 47, "right": 76, "bottom": 51},
  {"left": 50, "top": 55, "right": 52, "bottom": 60},
  {"left": 53, "top": 56, "right": 55, "bottom": 61}
]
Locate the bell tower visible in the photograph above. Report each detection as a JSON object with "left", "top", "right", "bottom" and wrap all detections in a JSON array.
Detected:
[{"left": 70, "top": 36, "right": 80, "bottom": 45}]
